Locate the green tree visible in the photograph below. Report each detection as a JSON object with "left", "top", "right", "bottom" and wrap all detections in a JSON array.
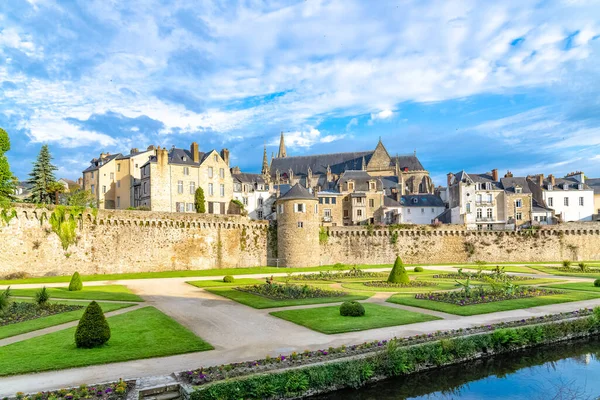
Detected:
[
  {"left": 75, "top": 301, "right": 111, "bottom": 348},
  {"left": 47, "top": 181, "right": 66, "bottom": 205},
  {"left": 0, "top": 128, "right": 16, "bottom": 203},
  {"left": 66, "top": 189, "right": 97, "bottom": 208},
  {"left": 387, "top": 256, "right": 410, "bottom": 284},
  {"left": 195, "top": 187, "right": 206, "bottom": 213},
  {"left": 68, "top": 271, "right": 83, "bottom": 291},
  {"left": 28, "top": 145, "right": 58, "bottom": 204}
]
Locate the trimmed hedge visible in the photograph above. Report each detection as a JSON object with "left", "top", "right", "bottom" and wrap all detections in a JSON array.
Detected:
[
  {"left": 388, "top": 256, "right": 410, "bottom": 284},
  {"left": 340, "top": 301, "right": 365, "bottom": 317},
  {"left": 413, "top": 267, "right": 424, "bottom": 272},
  {"left": 75, "top": 301, "right": 111, "bottom": 348},
  {"left": 223, "top": 275, "right": 234, "bottom": 283},
  {"left": 595, "top": 279, "right": 600, "bottom": 288},
  {"left": 69, "top": 271, "right": 83, "bottom": 291},
  {"left": 190, "top": 312, "right": 600, "bottom": 400}
]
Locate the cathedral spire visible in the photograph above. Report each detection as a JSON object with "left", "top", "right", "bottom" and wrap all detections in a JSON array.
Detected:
[
  {"left": 277, "top": 132, "right": 287, "bottom": 158},
  {"left": 261, "top": 143, "right": 269, "bottom": 176}
]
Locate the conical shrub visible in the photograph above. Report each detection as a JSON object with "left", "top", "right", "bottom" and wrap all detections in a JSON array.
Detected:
[
  {"left": 68, "top": 271, "right": 83, "bottom": 291},
  {"left": 387, "top": 256, "right": 410, "bottom": 284},
  {"left": 75, "top": 301, "right": 111, "bottom": 348}
]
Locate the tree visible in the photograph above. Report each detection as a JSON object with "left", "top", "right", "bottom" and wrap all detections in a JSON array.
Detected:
[
  {"left": 195, "top": 187, "right": 206, "bottom": 213},
  {"left": 75, "top": 301, "right": 111, "bottom": 348},
  {"left": 69, "top": 271, "right": 83, "bottom": 291},
  {"left": 0, "top": 128, "right": 16, "bottom": 203},
  {"left": 47, "top": 181, "right": 66, "bottom": 205},
  {"left": 67, "top": 189, "right": 97, "bottom": 208},
  {"left": 28, "top": 145, "right": 58, "bottom": 204},
  {"left": 387, "top": 256, "right": 410, "bottom": 284}
]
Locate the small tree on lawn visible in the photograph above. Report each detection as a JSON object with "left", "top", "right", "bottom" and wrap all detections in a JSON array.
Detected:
[
  {"left": 195, "top": 187, "right": 206, "bottom": 213},
  {"left": 28, "top": 144, "right": 58, "bottom": 204},
  {"left": 69, "top": 271, "right": 83, "bottom": 291},
  {"left": 388, "top": 256, "right": 410, "bottom": 284},
  {"left": 75, "top": 301, "right": 111, "bottom": 348}
]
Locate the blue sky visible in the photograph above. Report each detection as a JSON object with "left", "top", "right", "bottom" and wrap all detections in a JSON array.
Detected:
[{"left": 1, "top": 0, "right": 599, "bottom": 186}]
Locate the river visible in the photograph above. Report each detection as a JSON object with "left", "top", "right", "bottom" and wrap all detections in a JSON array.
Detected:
[{"left": 312, "top": 338, "right": 600, "bottom": 400}]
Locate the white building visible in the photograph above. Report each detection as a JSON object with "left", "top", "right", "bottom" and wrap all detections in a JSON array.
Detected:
[
  {"left": 381, "top": 194, "right": 445, "bottom": 225},
  {"left": 232, "top": 172, "right": 275, "bottom": 220},
  {"left": 528, "top": 172, "right": 594, "bottom": 222}
]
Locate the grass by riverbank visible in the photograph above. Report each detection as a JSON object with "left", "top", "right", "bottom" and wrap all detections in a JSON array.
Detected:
[
  {"left": 0, "top": 307, "right": 212, "bottom": 376},
  {"left": 9, "top": 285, "right": 143, "bottom": 302},
  {"left": 270, "top": 303, "right": 439, "bottom": 334},
  {"left": 205, "top": 287, "right": 372, "bottom": 309},
  {"left": 386, "top": 290, "right": 600, "bottom": 316}
]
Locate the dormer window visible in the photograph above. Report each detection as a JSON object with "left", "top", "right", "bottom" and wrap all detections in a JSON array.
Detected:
[
  {"left": 563, "top": 183, "right": 569, "bottom": 190},
  {"left": 548, "top": 184, "right": 553, "bottom": 191},
  {"left": 348, "top": 182, "right": 354, "bottom": 191},
  {"left": 515, "top": 186, "right": 522, "bottom": 194},
  {"left": 485, "top": 182, "right": 492, "bottom": 190},
  {"left": 578, "top": 183, "right": 583, "bottom": 190},
  {"left": 182, "top": 156, "right": 187, "bottom": 162},
  {"left": 369, "top": 181, "right": 375, "bottom": 190}
]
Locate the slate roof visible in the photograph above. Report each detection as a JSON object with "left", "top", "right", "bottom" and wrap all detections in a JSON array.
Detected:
[
  {"left": 59, "top": 178, "right": 81, "bottom": 190},
  {"left": 278, "top": 183, "right": 315, "bottom": 201},
  {"left": 532, "top": 199, "right": 553, "bottom": 213},
  {"left": 233, "top": 173, "right": 265, "bottom": 184},
  {"left": 585, "top": 178, "right": 600, "bottom": 195},
  {"left": 400, "top": 194, "right": 446, "bottom": 207},
  {"left": 384, "top": 196, "right": 402, "bottom": 207},
  {"left": 141, "top": 148, "right": 216, "bottom": 168},
  {"left": 500, "top": 177, "right": 532, "bottom": 194},
  {"left": 539, "top": 177, "right": 592, "bottom": 191},
  {"left": 451, "top": 171, "right": 502, "bottom": 189},
  {"left": 336, "top": 170, "right": 383, "bottom": 191},
  {"left": 83, "top": 153, "right": 121, "bottom": 173}
]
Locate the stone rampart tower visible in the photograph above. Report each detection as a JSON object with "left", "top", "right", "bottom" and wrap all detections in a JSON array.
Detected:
[{"left": 276, "top": 183, "right": 320, "bottom": 267}]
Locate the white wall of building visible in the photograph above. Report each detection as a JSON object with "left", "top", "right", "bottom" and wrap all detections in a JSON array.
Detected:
[
  {"left": 401, "top": 206, "right": 446, "bottom": 224},
  {"left": 542, "top": 189, "right": 594, "bottom": 222}
]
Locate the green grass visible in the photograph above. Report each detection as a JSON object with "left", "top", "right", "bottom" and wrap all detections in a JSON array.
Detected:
[
  {"left": 340, "top": 281, "right": 458, "bottom": 293},
  {"left": 9, "top": 285, "right": 143, "bottom": 302},
  {"left": 529, "top": 265, "right": 600, "bottom": 279},
  {"left": 541, "top": 282, "right": 600, "bottom": 293},
  {"left": 270, "top": 303, "right": 439, "bottom": 334},
  {"left": 0, "top": 306, "right": 213, "bottom": 376},
  {"left": 452, "top": 265, "right": 542, "bottom": 274},
  {"left": 205, "top": 287, "right": 372, "bottom": 309},
  {"left": 0, "top": 301, "right": 135, "bottom": 340},
  {"left": 386, "top": 290, "right": 600, "bottom": 316},
  {"left": 187, "top": 278, "right": 265, "bottom": 288}
]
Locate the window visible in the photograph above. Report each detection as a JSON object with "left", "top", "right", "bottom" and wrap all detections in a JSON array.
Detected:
[
  {"left": 466, "top": 203, "right": 471, "bottom": 213},
  {"left": 485, "top": 182, "right": 492, "bottom": 190},
  {"left": 297, "top": 222, "right": 304, "bottom": 228},
  {"left": 431, "top": 208, "right": 435, "bottom": 213},
  {"left": 176, "top": 202, "right": 185, "bottom": 212},
  {"left": 369, "top": 182, "right": 375, "bottom": 190},
  {"left": 344, "top": 197, "right": 349, "bottom": 202},
  {"left": 117, "top": 164, "right": 121, "bottom": 172},
  {"left": 344, "top": 210, "right": 349, "bottom": 217},
  {"left": 325, "top": 197, "right": 330, "bottom": 204},
  {"left": 117, "top": 180, "right": 121, "bottom": 188},
  {"left": 319, "top": 197, "right": 324, "bottom": 204},
  {"left": 534, "top": 216, "right": 538, "bottom": 221},
  {"left": 487, "top": 208, "right": 493, "bottom": 218},
  {"left": 294, "top": 203, "right": 305, "bottom": 213},
  {"left": 243, "top": 197, "right": 248, "bottom": 206},
  {"left": 357, "top": 209, "right": 363, "bottom": 217},
  {"left": 421, "top": 208, "right": 425, "bottom": 214},
  {"left": 91, "top": 171, "right": 94, "bottom": 179},
  {"left": 208, "top": 183, "right": 214, "bottom": 196},
  {"left": 190, "top": 181, "right": 196, "bottom": 194},
  {"left": 219, "top": 168, "right": 224, "bottom": 178},
  {"left": 540, "top": 216, "right": 547, "bottom": 222},
  {"left": 515, "top": 187, "right": 522, "bottom": 194},
  {"left": 258, "top": 198, "right": 264, "bottom": 206},
  {"left": 563, "top": 183, "right": 569, "bottom": 190},
  {"left": 348, "top": 182, "right": 354, "bottom": 191},
  {"left": 116, "top": 196, "right": 120, "bottom": 208},
  {"left": 143, "top": 182, "right": 147, "bottom": 194},
  {"left": 135, "top": 164, "right": 138, "bottom": 168},
  {"left": 564, "top": 197, "right": 569, "bottom": 206},
  {"left": 476, "top": 194, "right": 482, "bottom": 203},
  {"left": 208, "top": 167, "right": 213, "bottom": 178},
  {"left": 332, "top": 197, "right": 336, "bottom": 204},
  {"left": 102, "top": 185, "right": 106, "bottom": 194},
  {"left": 548, "top": 197, "right": 553, "bottom": 207},
  {"left": 257, "top": 210, "right": 263, "bottom": 219},
  {"left": 487, "top": 224, "right": 493, "bottom": 231},
  {"left": 214, "top": 154, "right": 218, "bottom": 162},
  {"left": 186, "top": 203, "right": 194, "bottom": 212},
  {"left": 578, "top": 184, "right": 584, "bottom": 190},
  {"left": 516, "top": 212, "right": 522, "bottom": 220},
  {"left": 548, "top": 184, "right": 553, "bottom": 190},
  {"left": 91, "top": 184, "right": 95, "bottom": 194},
  {"left": 314, "top": 203, "right": 318, "bottom": 213},
  {"left": 369, "top": 199, "right": 374, "bottom": 207},
  {"left": 579, "top": 197, "right": 584, "bottom": 206},
  {"left": 324, "top": 209, "right": 332, "bottom": 218},
  {"left": 278, "top": 204, "right": 284, "bottom": 214},
  {"left": 487, "top": 194, "right": 493, "bottom": 203},
  {"left": 407, "top": 209, "right": 411, "bottom": 214},
  {"left": 177, "top": 180, "right": 183, "bottom": 194},
  {"left": 515, "top": 199, "right": 522, "bottom": 208},
  {"left": 476, "top": 208, "right": 483, "bottom": 218},
  {"left": 183, "top": 167, "right": 189, "bottom": 176},
  {"left": 110, "top": 172, "right": 114, "bottom": 180},
  {"left": 220, "top": 184, "right": 225, "bottom": 197}
]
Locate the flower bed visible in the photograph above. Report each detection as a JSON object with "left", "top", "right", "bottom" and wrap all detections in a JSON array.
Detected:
[
  {"left": 236, "top": 283, "right": 346, "bottom": 300},
  {"left": 556, "top": 267, "right": 600, "bottom": 274},
  {"left": 363, "top": 280, "right": 437, "bottom": 288},
  {"left": 414, "top": 287, "right": 562, "bottom": 306},
  {"left": 0, "top": 302, "right": 83, "bottom": 327},
  {"left": 289, "top": 268, "right": 387, "bottom": 281},
  {"left": 12, "top": 379, "right": 134, "bottom": 400},
  {"left": 179, "top": 308, "right": 594, "bottom": 386},
  {"left": 432, "top": 273, "right": 535, "bottom": 281}
]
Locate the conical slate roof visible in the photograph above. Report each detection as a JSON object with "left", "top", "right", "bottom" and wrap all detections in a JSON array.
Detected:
[{"left": 278, "top": 183, "right": 315, "bottom": 201}]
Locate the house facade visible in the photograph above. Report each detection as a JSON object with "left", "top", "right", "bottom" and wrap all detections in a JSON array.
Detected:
[{"left": 232, "top": 170, "right": 274, "bottom": 220}]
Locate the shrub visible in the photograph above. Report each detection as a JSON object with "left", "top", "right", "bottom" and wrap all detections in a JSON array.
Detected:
[
  {"left": 388, "top": 256, "right": 410, "bottom": 284},
  {"left": 562, "top": 260, "right": 571, "bottom": 268},
  {"left": 223, "top": 275, "right": 234, "bottom": 283},
  {"left": 0, "top": 286, "right": 10, "bottom": 312},
  {"left": 594, "top": 279, "right": 600, "bottom": 287},
  {"left": 333, "top": 263, "right": 345, "bottom": 270},
  {"left": 68, "top": 271, "right": 83, "bottom": 291},
  {"left": 414, "top": 267, "right": 424, "bottom": 272},
  {"left": 35, "top": 287, "right": 50, "bottom": 306},
  {"left": 340, "top": 301, "right": 365, "bottom": 317},
  {"left": 3, "top": 271, "right": 30, "bottom": 280},
  {"left": 578, "top": 262, "right": 587, "bottom": 272},
  {"left": 75, "top": 301, "right": 111, "bottom": 348}
]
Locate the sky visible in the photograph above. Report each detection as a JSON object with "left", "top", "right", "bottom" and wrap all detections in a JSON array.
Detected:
[{"left": 1, "top": 0, "right": 599, "bottom": 186}]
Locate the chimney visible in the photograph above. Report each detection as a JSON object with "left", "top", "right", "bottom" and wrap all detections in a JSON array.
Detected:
[
  {"left": 447, "top": 172, "right": 454, "bottom": 187},
  {"left": 190, "top": 142, "right": 200, "bottom": 163},
  {"left": 157, "top": 148, "right": 169, "bottom": 167},
  {"left": 130, "top": 148, "right": 138, "bottom": 155},
  {"left": 504, "top": 170, "right": 513, "bottom": 178},
  {"left": 231, "top": 166, "right": 241, "bottom": 174},
  {"left": 537, "top": 174, "right": 544, "bottom": 187},
  {"left": 147, "top": 145, "right": 155, "bottom": 151},
  {"left": 220, "top": 148, "right": 230, "bottom": 166},
  {"left": 491, "top": 169, "right": 498, "bottom": 181},
  {"left": 569, "top": 171, "right": 585, "bottom": 184},
  {"left": 77, "top": 177, "right": 83, "bottom": 186},
  {"left": 549, "top": 174, "right": 556, "bottom": 186}
]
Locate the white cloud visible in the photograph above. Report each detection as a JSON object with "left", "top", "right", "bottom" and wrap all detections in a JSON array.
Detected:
[
  {"left": 345, "top": 117, "right": 358, "bottom": 131},
  {"left": 269, "top": 128, "right": 345, "bottom": 148},
  {"left": 370, "top": 109, "right": 394, "bottom": 121}
]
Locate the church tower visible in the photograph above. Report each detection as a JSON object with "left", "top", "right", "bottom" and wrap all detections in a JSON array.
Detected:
[
  {"left": 261, "top": 144, "right": 270, "bottom": 183},
  {"left": 277, "top": 132, "right": 287, "bottom": 158}
]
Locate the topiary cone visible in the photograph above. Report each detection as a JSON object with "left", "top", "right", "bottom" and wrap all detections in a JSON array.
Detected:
[
  {"left": 387, "top": 256, "right": 410, "bottom": 284},
  {"left": 75, "top": 301, "right": 111, "bottom": 348},
  {"left": 68, "top": 271, "right": 83, "bottom": 291}
]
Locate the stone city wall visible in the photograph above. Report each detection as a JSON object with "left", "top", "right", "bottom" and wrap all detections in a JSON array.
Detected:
[{"left": 0, "top": 205, "right": 268, "bottom": 277}]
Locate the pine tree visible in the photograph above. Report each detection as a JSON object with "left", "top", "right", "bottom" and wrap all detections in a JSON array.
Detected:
[
  {"left": 28, "top": 145, "right": 58, "bottom": 204},
  {"left": 388, "top": 256, "right": 410, "bottom": 284},
  {"left": 195, "top": 187, "right": 206, "bottom": 213},
  {"left": 75, "top": 301, "right": 111, "bottom": 348},
  {"left": 68, "top": 271, "right": 83, "bottom": 291},
  {"left": 0, "top": 128, "right": 16, "bottom": 203}
]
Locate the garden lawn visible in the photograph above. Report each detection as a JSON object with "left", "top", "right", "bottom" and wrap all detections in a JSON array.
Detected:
[
  {"left": 205, "top": 287, "right": 372, "bottom": 309},
  {"left": 9, "top": 285, "right": 143, "bottom": 302},
  {"left": 452, "top": 265, "right": 541, "bottom": 274},
  {"left": 541, "top": 282, "right": 600, "bottom": 293},
  {"left": 0, "top": 301, "right": 134, "bottom": 340},
  {"left": 387, "top": 290, "right": 600, "bottom": 316},
  {"left": 341, "top": 281, "right": 458, "bottom": 293},
  {"left": 270, "top": 303, "right": 439, "bottom": 334},
  {"left": 529, "top": 266, "right": 600, "bottom": 279},
  {"left": 187, "top": 278, "right": 264, "bottom": 288},
  {"left": 0, "top": 306, "right": 213, "bottom": 376}
]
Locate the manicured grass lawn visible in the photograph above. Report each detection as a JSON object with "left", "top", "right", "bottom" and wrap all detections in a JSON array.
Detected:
[
  {"left": 542, "top": 282, "right": 600, "bottom": 293},
  {"left": 529, "top": 266, "right": 600, "bottom": 279},
  {"left": 0, "top": 301, "right": 135, "bottom": 340},
  {"left": 205, "top": 287, "right": 372, "bottom": 309},
  {"left": 340, "top": 281, "right": 458, "bottom": 293},
  {"left": 452, "top": 265, "right": 542, "bottom": 274},
  {"left": 187, "top": 278, "right": 264, "bottom": 288},
  {"left": 270, "top": 303, "right": 440, "bottom": 334},
  {"left": 386, "top": 290, "right": 600, "bottom": 316},
  {"left": 9, "top": 285, "right": 143, "bottom": 302},
  {"left": 0, "top": 306, "right": 212, "bottom": 376}
]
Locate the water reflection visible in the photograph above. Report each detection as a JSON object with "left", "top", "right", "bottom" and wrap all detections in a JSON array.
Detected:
[{"left": 312, "top": 339, "right": 600, "bottom": 400}]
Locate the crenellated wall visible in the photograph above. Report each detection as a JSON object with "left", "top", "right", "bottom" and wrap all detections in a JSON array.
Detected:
[{"left": 0, "top": 205, "right": 268, "bottom": 277}]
